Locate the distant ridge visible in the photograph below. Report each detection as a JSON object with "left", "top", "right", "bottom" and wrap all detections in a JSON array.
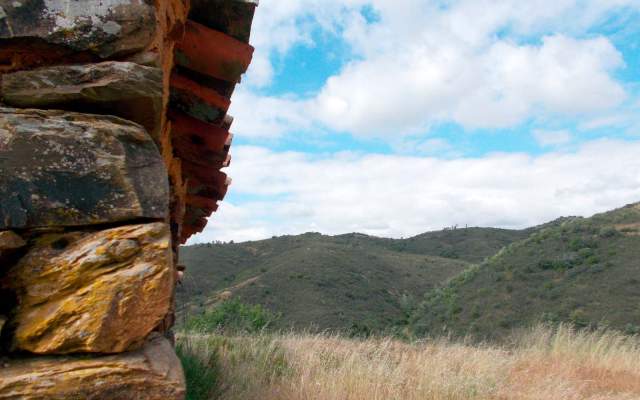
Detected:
[
  {"left": 178, "top": 226, "right": 529, "bottom": 332},
  {"left": 179, "top": 203, "right": 640, "bottom": 337}
]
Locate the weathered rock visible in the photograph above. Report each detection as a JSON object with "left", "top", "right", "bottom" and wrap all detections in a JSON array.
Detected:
[
  {"left": 0, "top": 231, "right": 25, "bottom": 261},
  {"left": 0, "top": 335, "right": 185, "bottom": 400},
  {"left": 0, "top": 231, "right": 27, "bottom": 268},
  {"left": 0, "top": 0, "right": 156, "bottom": 58},
  {"left": 1, "top": 62, "right": 163, "bottom": 139},
  {"left": 0, "top": 108, "right": 169, "bottom": 229},
  {"left": 2, "top": 223, "right": 174, "bottom": 354}
]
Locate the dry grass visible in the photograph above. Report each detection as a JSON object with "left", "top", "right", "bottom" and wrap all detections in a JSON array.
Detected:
[{"left": 177, "top": 325, "right": 640, "bottom": 400}]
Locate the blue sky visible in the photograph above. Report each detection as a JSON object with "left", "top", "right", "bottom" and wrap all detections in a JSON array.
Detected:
[{"left": 192, "top": 0, "right": 640, "bottom": 243}]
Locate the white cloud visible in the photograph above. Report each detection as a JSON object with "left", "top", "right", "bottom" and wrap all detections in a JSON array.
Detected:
[
  {"left": 191, "top": 139, "right": 640, "bottom": 243},
  {"left": 237, "top": 0, "right": 635, "bottom": 138},
  {"left": 578, "top": 98, "right": 640, "bottom": 134},
  {"left": 229, "top": 88, "right": 311, "bottom": 138},
  {"left": 533, "top": 129, "right": 572, "bottom": 146},
  {"left": 244, "top": 0, "right": 368, "bottom": 87},
  {"left": 314, "top": 34, "right": 625, "bottom": 135}
]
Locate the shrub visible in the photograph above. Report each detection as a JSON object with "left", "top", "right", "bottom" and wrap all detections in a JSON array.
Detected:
[
  {"left": 624, "top": 324, "right": 640, "bottom": 335},
  {"left": 599, "top": 227, "right": 620, "bottom": 238},
  {"left": 436, "top": 247, "right": 459, "bottom": 258},
  {"left": 577, "top": 247, "right": 595, "bottom": 259},
  {"left": 569, "top": 309, "right": 589, "bottom": 329},
  {"left": 538, "top": 260, "right": 554, "bottom": 270},
  {"left": 569, "top": 237, "right": 597, "bottom": 251},
  {"left": 184, "top": 299, "right": 279, "bottom": 334},
  {"left": 349, "top": 322, "right": 373, "bottom": 338}
]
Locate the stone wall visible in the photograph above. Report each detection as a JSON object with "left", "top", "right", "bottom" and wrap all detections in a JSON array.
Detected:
[{"left": 0, "top": 0, "right": 256, "bottom": 398}]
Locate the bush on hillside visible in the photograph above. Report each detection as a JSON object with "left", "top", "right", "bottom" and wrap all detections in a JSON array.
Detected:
[{"left": 184, "top": 299, "right": 280, "bottom": 334}]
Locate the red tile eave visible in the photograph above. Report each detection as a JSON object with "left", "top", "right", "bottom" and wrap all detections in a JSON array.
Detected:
[
  {"left": 172, "top": 6, "right": 257, "bottom": 243},
  {"left": 169, "top": 110, "right": 232, "bottom": 168},
  {"left": 181, "top": 161, "right": 229, "bottom": 188},
  {"left": 170, "top": 73, "right": 231, "bottom": 126},
  {"left": 175, "top": 20, "right": 254, "bottom": 83},
  {"left": 185, "top": 177, "right": 227, "bottom": 200},
  {"left": 180, "top": 217, "right": 209, "bottom": 243},
  {"left": 169, "top": 110, "right": 231, "bottom": 150},
  {"left": 186, "top": 194, "right": 219, "bottom": 212},
  {"left": 170, "top": 74, "right": 231, "bottom": 110},
  {"left": 184, "top": 207, "right": 213, "bottom": 225},
  {"left": 222, "top": 115, "right": 234, "bottom": 130}
]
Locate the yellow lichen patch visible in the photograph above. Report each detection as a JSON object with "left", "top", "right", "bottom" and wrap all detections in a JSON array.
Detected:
[{"left": 1, "top": 223, "right": 174, "bottom": 355}]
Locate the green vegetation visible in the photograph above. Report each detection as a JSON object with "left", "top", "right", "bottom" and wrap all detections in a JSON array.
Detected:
[
  {"left": 176, "top": 340, "right": 220, "bottom": 400},
  {"left": 177, "top": 332, "right": 291, "bottom": 400},
  {"left": 410, "top": 203, "right": 640, "bottom": 339},
  {"left": 178, "top": 203, "right": 640, "bottom": 339},
  {"left": 184, "top": 299, "right": 279, "bottom": 334},
  {"left": 369, "top": 226, "right": 533, "bottom": 263},
  {"left": 178, "top": 228, "right": 527, "bottom": 333}
]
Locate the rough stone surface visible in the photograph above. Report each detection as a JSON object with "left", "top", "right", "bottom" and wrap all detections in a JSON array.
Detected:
[
  {"left": 0, "top": 335, "right": 185, "bottom": 400},
  {"left": 0, "top": 231, "right": 25, "bottom": 260},
  {"left": 0, "top": 0, "right": 156, "bottom": 58},
  {"left": 1, "top": 223, "right": 173, "bottom": 354},
  {"left": 0, "top": 108, "right": 169, "bottom": 229},
  {"left": 1, "top": 62, "right": 163, "bottom": 139},
  {"left": 0, "top": 231, "right": 27, "bottom": 268}
]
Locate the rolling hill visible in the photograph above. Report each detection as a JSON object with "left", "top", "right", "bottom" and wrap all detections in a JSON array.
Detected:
[
  {"left": 177, "top": 227, "right": 528, "bottom": 332},
  {"left": 410, "top": 203, "right": 640, "bottom": 339},
  {"left": 179, "top": 204, "right": 640, "bottom": 337}
]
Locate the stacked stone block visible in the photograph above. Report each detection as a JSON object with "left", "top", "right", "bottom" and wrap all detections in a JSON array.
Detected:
[{"left": 0, "top": 0, "right": 256, "bottom": 398}]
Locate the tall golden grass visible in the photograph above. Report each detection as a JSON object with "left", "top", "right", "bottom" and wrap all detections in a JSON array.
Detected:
[{"left": 177, "top": 325, "right": 640, "bottom": 400}]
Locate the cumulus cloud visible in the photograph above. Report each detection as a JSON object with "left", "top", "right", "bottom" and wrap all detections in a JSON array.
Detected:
[
  {"left": 235, "top": 0, "right": 636, "bottom": 138},
  {"left": 229, "top": 88, "right": 312, "bottom": 138},
  {"left": 191, "top": 139, "right": 640, "bottom": 243},
  {"left": 578, "top": 99, "right": 640, "bottom": 134},
  {"left": 243, "top": 0, "right": 365, "bottom": 87},
  {"left": 314, "top": 34, "right": 625, "bottom": 135}
]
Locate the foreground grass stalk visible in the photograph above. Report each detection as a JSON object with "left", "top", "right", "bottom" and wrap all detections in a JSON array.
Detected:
[{"left": 177, "top": 324, "right": 640, "bottom": 400}]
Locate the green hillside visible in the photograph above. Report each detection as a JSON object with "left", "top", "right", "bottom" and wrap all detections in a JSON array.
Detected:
[
  {"left": 177, "top": 227, "right": 527, "bottom": 332},
  {"left": 410, "top": 203, "right": 640, "bottom": 339},
  {"left": 361, "top": 227, "right": 532, "bottom": 263}
]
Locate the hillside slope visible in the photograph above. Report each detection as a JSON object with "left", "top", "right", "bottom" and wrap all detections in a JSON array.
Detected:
[
  {"left": 178, "top": 233, "right": 472, "bottom": 331},
  {"left": 359, "top": 227, "right": 532, "bottom": 263},
  {"left": 411, "top": 203, "right": 640, "bottom": 339},
  {"left": 178, "top": 227, "right": 528, "bottom": 332}
]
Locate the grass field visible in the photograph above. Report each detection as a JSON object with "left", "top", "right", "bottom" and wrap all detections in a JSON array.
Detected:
[{"left": 177, "top": 324, "right": 640, "bottom": 400}]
